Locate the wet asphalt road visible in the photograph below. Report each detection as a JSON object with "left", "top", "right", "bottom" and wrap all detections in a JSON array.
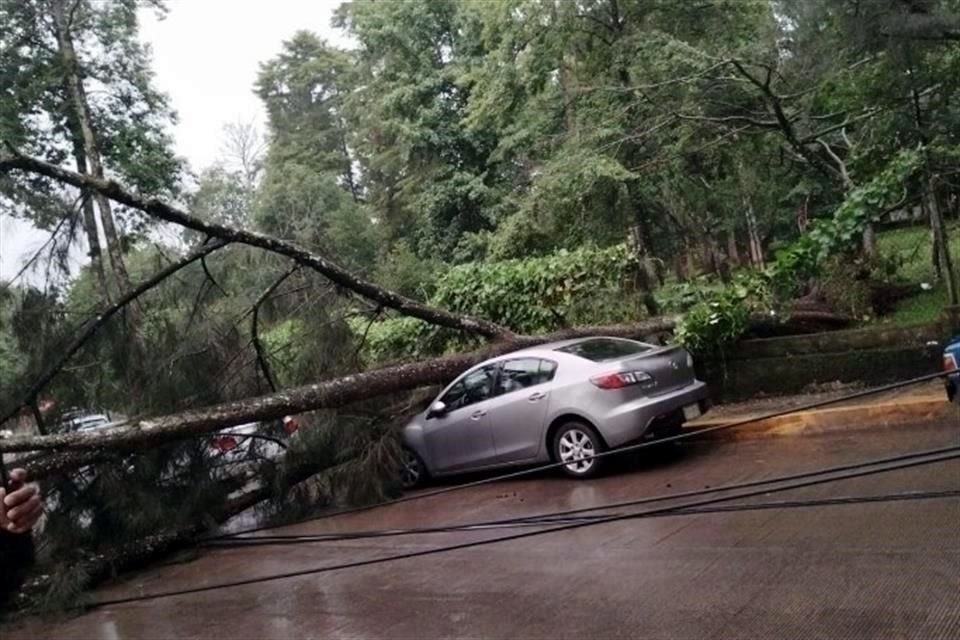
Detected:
[{"left": 11, "top": 411, "right": 960, "bottom": 639}]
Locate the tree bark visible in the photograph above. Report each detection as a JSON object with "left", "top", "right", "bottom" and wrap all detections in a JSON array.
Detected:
[
  {"left": 745, "top": 201, "right": 765, "bottom": 269},
  {"left": 928, "top": 178, "right": 958, "bottom": 304},
  {"left": 726, "top": 231, "right": 741, "bottom": 267},
  {"left": 0, "top": 150, "right": 514, "bottom": 340},
  {"left": 0, "top": 317, "right": 678, "bottom": 457},
  {"left": 862, "top": 223, "right": 876, "bottom": 257},
  {"left": 628, "top": 225, "right": 661, "bottom": 316},
  {"left": 50, "top": 0, "right": 134, "bottom": 297},
  {"left": 69, "top": 140, "right": 110, "bottom": 303}
]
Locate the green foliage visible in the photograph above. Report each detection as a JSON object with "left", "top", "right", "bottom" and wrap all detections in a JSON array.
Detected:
[
  {"left": 371, "top": 241, "right": 442, "bottom": 301},
  {"left": 768, "top": 149, "right": 922, "bottom": 293},
  {"left": 877, "top": 221, "right": 960, "bottom": 284},
  {"left": 352, "top": 244, "right": 641, "bottom": 363},
  {"left": 431, "top": 244, "right": 638, "bottom": 331},
  {"left": 674, "top": 290, "right": 751, "bottom": 356}
]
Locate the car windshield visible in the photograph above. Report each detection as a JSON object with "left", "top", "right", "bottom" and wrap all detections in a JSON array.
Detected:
[{"left": 555, "top": 338, "right": 653, "bottom": 362}]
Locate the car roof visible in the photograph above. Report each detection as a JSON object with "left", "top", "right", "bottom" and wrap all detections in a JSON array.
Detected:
[{"left": 500, "top": 336, "right": 646, "bottom": 360}]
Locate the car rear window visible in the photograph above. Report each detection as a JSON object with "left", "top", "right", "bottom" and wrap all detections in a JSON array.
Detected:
[{"left": 555, "top": 338, "right": 653, "bottom": 362}]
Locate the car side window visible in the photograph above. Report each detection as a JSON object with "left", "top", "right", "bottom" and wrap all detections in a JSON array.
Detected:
[
  {"left": 497, "top": 358, "right": 556, "bottom": 394},
  {"left": 538, "top": 359, "right": 558, "bottom": 384},
  {"left": 441, "top": 365, "right": 498, "bottom": 410}
]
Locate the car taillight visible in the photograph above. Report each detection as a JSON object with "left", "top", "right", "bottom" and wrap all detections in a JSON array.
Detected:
[
  {"left": 211, "top": 435, "right": 238, "bottom": 452},
  {"left": 945, "top": 354, "right": 959, "bottom": 373},
  {"left": 590, "top": 370, "right": 653, "bottom": 389}
]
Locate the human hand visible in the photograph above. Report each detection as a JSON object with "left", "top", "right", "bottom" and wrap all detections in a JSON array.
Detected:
[{"left": 0, "top": 469, "right": 43, "bottom": 534}]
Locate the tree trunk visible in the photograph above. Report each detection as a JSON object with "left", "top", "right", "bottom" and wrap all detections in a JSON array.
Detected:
[
  {"left": 3, "top": 318, "right": 678, "bottom": 458},
  {"left": 11, "top": 307, "right": 853, "bottom": 473},
  {"left": 797, "top": 195, "right": 810, "bottom": 233},
  {"left": 672, "top": 249, "right": 688, "bottom": 282},
  {"left": 745, "top": 201, "right": 765, "bottom": 269},
  {"left": 928, "top": 178, "right": 958, "bottom": 305},
  {"left": 628, "top": 225, "right": 661, "bottom": 317},
  {"left": 51, "top": 0, "right": 133, "bottom": 297},
  {"left": 726, "top": 231, "right": 741, "bottom": 267},
  {"left": 72, "top": 148, "right": 110, "bottom": 302},
  {"left": 931, "top": 226, "right": 943, "bottom": 280},
  {"left": 862, "top": 223, "right": 876, "bottom": 257}
]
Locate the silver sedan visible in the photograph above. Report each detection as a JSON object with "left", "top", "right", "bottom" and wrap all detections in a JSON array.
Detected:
[{"left": 400, "top": 336, "right": 710, "bottom": 487}]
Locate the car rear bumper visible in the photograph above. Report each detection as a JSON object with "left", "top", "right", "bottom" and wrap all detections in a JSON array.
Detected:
[{"left": 597, "top": 380, "right": 711, "bottom": 448}]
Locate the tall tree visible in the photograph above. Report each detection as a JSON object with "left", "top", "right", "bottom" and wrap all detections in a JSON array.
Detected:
[{"left": 0, "top": 0, "right": 182, "bottom": 303}]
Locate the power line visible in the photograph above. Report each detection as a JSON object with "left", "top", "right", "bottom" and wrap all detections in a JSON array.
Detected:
[
  {"left": 202, "top": 488, "right": 960, "bottom": 549},
  {"left": 204, "top": 442, "right": 960, "bottom": 547},
  {"left": 85, "top": 444, "right": 960, "bottom": 609},
  {"left": 205, "top": 370, "right": 953, "bottom": 541}
]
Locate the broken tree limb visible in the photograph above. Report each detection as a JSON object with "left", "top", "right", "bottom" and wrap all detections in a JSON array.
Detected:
[
  {"left": 0, "top": 148, "right": 515, "bottom": 340},
  {"left": 1, "top": 310, "right": 853, "bottom": 463},
  {"left": 0, "top": 317, "right": 679, "bottom": 456},
  {"left": 0, "top": 238, "right": 231, "bottom": 425},
  {"left": 251, "top": 266, "right": 299, "bottom": 393}
]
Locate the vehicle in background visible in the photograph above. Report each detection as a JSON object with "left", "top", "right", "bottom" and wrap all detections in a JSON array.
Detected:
[
  {"left": 945, "top": 336, "right": 960, "bottom": 403},
  {"left": 400, "top": 336, "right": 710, "bottom": 488},
  {"left": 207, "top": 419, "right": 297, "bottom": 465},
  {"left": 57, "top": 409, "right": 113, "bottom": 432}
]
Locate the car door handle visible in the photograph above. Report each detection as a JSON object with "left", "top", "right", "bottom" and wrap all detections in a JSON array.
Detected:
[
  {"left": 470, "top": 410, "right": 487, "bottom": 420},
  {"left": 528, "top": 392, "right": 546, "bottom": 402}
]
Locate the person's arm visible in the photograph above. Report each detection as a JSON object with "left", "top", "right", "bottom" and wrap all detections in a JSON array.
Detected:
[{"left": 0, "top": 469, "right": 42, "bottom": 610}]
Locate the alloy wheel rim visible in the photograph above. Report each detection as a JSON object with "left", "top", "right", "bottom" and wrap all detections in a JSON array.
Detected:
[
  {"left": 401, "top": 451, "right": 421, "bottom": 487},
  {"left": 558, "top": 429, "right": 596, "bottom": 473}
]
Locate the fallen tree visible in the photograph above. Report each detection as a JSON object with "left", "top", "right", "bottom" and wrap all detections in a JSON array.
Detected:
[
  {"left": 2, "top": 309, "right": 855, "bottom": 471},
  {"left": 0, "top": 318, "right": 677, "bottom": 459}
]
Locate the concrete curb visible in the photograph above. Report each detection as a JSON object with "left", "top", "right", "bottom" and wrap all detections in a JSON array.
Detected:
[{"left": 685, "top": 395, "right": 958, "bottom": 442}]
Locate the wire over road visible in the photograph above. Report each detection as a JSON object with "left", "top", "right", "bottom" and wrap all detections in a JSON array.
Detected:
[
  {"left": 204, "top": 370, "right": 955, "bottom": 541},
  {"left": 85, "top": 443, "right": 960, "bottom": 609}
]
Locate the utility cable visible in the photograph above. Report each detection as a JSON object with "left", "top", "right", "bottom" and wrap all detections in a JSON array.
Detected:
[
  {"left": 206, "top": 370, "right": 954, "bottom": 541},
  {"left": 201, "top": 488, "right": 960, "bottom": 548},
  {"left": 205, "top": 442, "right": 960, "bottom": 546},
  {"left": 86, "top": 444, "right": 960, "bottom": 609}
]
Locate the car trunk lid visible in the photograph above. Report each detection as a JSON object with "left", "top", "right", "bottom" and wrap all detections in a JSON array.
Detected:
[{"left": 609, "top": 345, "right": 695, "bottom": 397}]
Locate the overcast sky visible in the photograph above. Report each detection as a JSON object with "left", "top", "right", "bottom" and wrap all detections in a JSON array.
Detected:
[{"left": 0, "top": 0, "right": 347, "bottom": 281}]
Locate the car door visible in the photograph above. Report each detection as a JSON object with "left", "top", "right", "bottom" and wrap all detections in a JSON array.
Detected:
[
  {"left": 422, "top": 364, "right": 499, "bottom": 473},
  {"left": 485, "top": 358, "right": 558, "bottom": 463}
]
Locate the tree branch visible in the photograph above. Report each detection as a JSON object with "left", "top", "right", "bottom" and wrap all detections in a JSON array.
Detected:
[
  {"left": 251, "top": 266, "right": 299, "bottom": 393},
  {"left": 0, "top": 239, "right": 231, "bottom": 425},
  {"left": 728, "top": 60, "right": 840, "bottom": 182},
  {"left": 816, "top": 139, "right": 855, "bottom": 190},
  {"left": 0, "top": 148, "right": 515, "bottom": 340},
  {"left": 675, "top": 113, "right": 781, "bottom": 129}
]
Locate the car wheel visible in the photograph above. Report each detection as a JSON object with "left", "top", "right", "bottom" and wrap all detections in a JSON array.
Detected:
[
  {"left": 400, "top": 447, "right": 428, "bottom": 490},
  {"left": 553, "top": 421, "right": 605, "bottom": 479}
]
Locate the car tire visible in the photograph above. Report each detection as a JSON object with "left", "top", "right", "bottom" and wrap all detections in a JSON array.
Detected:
[
  {"left": 400, "top": 447, "right": 429, "bottom": 490},
  {"left": 553, "top": 421, "right": 605, "bottom": 479}
]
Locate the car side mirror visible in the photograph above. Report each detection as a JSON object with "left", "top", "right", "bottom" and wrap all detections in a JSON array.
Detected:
[{"left": 427, "top": 401, "right": 448, "bottom": 419}]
